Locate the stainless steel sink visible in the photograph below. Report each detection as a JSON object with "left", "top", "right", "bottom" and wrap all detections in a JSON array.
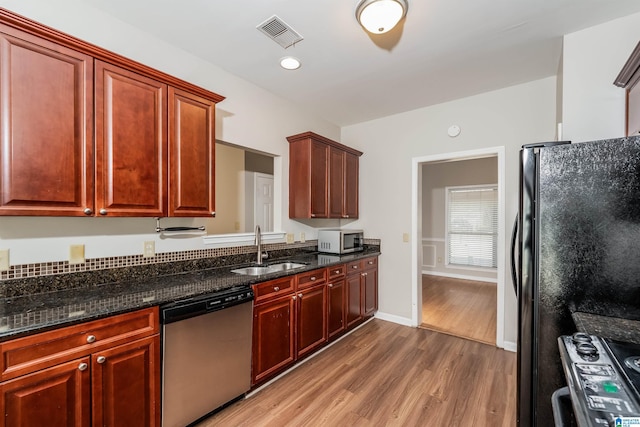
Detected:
[{"left": 231, "top": 262, "right": 306, "bottom": 276}]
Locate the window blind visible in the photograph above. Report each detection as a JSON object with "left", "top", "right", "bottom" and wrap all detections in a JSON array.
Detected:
[{"left": 447, "top": 186, "right": 498, "bottom": 268}]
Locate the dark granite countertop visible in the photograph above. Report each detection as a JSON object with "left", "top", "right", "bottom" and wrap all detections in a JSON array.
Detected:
[
  {"left": 572, "top": 311, "right": 640, "bottom": 345},
  {"left": 0, "top": 249, "right": 380, "bottom": 341}
]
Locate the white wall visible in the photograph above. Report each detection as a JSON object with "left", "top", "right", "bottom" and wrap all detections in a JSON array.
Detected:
[
  {"left": 562, "top": 11, "right": 640, "bottom": 142},
  {"left": 0, "top": 0, "right": 340, "bottom": 264},
  {"left": 342, "top": 77, "right": 557, "bottom": 344}
]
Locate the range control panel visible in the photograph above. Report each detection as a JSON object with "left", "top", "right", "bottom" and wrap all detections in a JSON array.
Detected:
[{"left": 558, "top": 334, "right": 640, "bottom": 426}]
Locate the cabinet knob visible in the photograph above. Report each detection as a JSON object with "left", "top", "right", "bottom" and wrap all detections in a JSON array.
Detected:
[
  {"left": 368, "top": 261, "right": 374, "bottom": 265},
  {"left": 335, "top": 270, "right": 340, "bottom": 274},
  {"left": 293, "top": 295, "right": 297, "bottom": 300},
  {"left": 310, "top": 276, "right": 316, "bottom": 281},
  {"left": 343, "top": 215, "right": 349, "bottom": 218},
  {"left": 311, "top": 214, "right": 316, "bottom": 218},
  {"left": 298, "top": 293, "right": 303, "bottom": 298},
  {"left": 86, "top": 335, "right": 96, "bottom": 343},
  {"left": 328, "top": 283, "right": 333, "bottom": 288},
  {"left": 274, "top": 286, "right": 280, "bottom": 292},
  {"left": 352, "top": 265, "right": 358, "bottom": 269},
  {"left": 99, "top": 208, "right": 107, "bottom": 215},
  {"left": 96, "top": 356, "right": 106, "bottom": 364},
  {"left": 211, "top": 212, "right": 216, "bottom": 217},
  {"left": 78, "top": 363, "right": 88, "bottom": 371},
  {"left": 361, "top": 272, "right": 367, "bottom": 277},
  {"left": 83, "top": 208, "right": 93, "bottom": 215}
]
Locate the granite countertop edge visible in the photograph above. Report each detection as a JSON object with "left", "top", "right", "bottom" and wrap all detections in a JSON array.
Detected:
[{"left": 0, "top": 249, "right": 381, "bottom": 341}]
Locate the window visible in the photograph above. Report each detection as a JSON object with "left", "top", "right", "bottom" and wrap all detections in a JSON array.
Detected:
[{"left": 446, "top": 185, "right": 498, "bottom": 269}]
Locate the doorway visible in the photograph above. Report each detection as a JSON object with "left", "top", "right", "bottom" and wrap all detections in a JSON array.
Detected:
[{"left": 411, "top": 147, "right": 506, "bottom": 349}]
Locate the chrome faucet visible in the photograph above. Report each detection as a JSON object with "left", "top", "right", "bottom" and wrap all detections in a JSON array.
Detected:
[{"left": 255, "top": 225, "right": 268, "bottom": 265}]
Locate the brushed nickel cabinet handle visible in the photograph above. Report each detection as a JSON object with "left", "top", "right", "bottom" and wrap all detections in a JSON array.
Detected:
[
  {"left": 298, "top": 293, "right": 303, "bottom": 298},
  {"left": 99, "top": 208, "right": 107, "bottom": 215},
  {"left": 211, "top": 212, "right": 216, "bottom": 217},
  {"left": 78, "top": 363, "right": 88, "bottom": 371},
  {"left": 328, "top": 283, "right": 333, "bottom": 288},
  {"left": 293, "top": 295, "right": 297, "bottom": 300},
  {"left": 310, "top": 276, "right": 316, "bottom": 281},
  {"left": 274, "top": 286, "right": 280, "bottom": 292},
  {"left": 83, "top": 208, "right": 93, "bottom": 215},
  {"left": 96, "top": 356, "right": 106, "bottom": 364},
  {"left": 86, "top": 335, "right": 96, "bottom": 343}
]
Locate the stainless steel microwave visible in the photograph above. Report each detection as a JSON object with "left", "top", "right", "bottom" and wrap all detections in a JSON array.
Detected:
[{"left": 317, "top": 229, "right": 364, "bottom": 254}]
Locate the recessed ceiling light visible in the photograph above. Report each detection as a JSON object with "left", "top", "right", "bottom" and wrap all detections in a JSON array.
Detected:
[{"left": 280, "top": 56, "right": 301, "bottom": 70}]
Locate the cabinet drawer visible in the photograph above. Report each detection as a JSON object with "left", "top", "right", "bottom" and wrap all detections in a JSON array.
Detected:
[
  {"left": 347, "top": 260, "right": 363, "bottom": 274},
  {"left": 253, "top": 276, "right": 295, "bottom": 303},
  {"left": 363, "top": 257, "right": 378, "bottom": 269},
  {"left": 327, "top": 264, "right": 346, "bottom": 280},
  {"left": 297, "top": 268, "right": 327, "bottom": 289},
  {"left": 0, "top": 307, "right": 158, "bottom": 381}
]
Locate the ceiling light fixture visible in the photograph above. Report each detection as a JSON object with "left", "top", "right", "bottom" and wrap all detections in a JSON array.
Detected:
[
  {"left": 355, "top": 0, "right": 408, "bottom": 34},
  {"left": 280, "top": 56, "right": 301, "bottom": 70}
]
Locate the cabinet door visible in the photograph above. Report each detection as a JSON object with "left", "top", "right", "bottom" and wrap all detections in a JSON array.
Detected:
[
  {"left": 0, "top": 27, "right": 94, "bottom": 216},
  {"left": 95, "top": 60, "right": 167, "bottom": 217},
  {"left": 363, "top": 267, "right": 378, "bottom": 317},
  {"left": 328, "top": 146, "right": 344, "bottom": 218},
  {"left": 310, "top": 140, "right": 329, "bottom": 218},
  {"left": 346, "top": 273, "right": 362, "bottom": 328},
  {"left": 0, "top": 357, "right": 91, "bottom": 427},
  {"left": 296, "top": 284, "right": 327, "bottom": 359},
  {"left": 91, "top": 335, "right": 160, "bottom": 427},
  {"left": 343, "top": 151, "right": 359, "bottom": 219},
  {"left": 327, "top": 278, "right": 346, "bottom": 339},
  {"left": 168, "top": 87, "right": 215, "bottom": 217},
  {"left": 252, "top": 295, "right": 295, "bottom": 385}
]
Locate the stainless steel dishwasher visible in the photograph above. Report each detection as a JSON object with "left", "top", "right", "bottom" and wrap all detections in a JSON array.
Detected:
[{"left": 160, "top": 286, "right": 254, "bottom": 427}]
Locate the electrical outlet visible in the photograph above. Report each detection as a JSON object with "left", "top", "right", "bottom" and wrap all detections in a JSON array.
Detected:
[
  {"left": 300, "top": 232, "right": 305, "bottom": 243},
  {"left": 286, "top": 233, "right": 294, "bottom": 244},
  {"left": 437, "top": 257, "right": 443, "bottom": 263},
  {"left": 144, "top": 241, "right": 155, "bottom": 258},
  {"left": 0, "top": 249, "right": 9, "bottom": 272},
  {"left": 402, "top": 233, "right": 409, "bottom": 242},
  {"left": 69, "top": 244, "right": 85, "bottom": 265}
]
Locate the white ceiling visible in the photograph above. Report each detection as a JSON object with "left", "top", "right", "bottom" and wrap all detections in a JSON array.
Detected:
[{"left": 84, "top": 0, "right": 640, "bottom": 126}]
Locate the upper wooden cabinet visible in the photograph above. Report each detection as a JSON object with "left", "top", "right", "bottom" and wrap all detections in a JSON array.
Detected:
[
  {"left": 0, "top": 23, "right": 94, "bottom": 216},
  {"left": 95, "top": 61, "right": 167, "bottom": 217},
  {"left": 0, "top": 8, "right": 224, "bottom": 217},
  {"left": 287, "top": 132, "right": 362, "bottom": 219},
  {"left": 169, "top": 88, "right": 216, "bottom": 217}
]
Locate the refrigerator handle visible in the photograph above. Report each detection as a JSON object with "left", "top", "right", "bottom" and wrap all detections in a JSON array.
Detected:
[{"left": 510, "top": 214, "right": 519, "bottom": 297}]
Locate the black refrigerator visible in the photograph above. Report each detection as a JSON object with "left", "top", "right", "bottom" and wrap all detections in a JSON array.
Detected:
[{"left": 514, "top": 136, "right": 640, "bottom": 426}]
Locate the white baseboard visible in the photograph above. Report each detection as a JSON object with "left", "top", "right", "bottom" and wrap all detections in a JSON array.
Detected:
[
  {"left": 502, "top": 340, "right": 517, "bottom": 353},
  {"left": 374, "top": 311, "right": 413, "bottom": 327},
  {"left": 422, "top": 270, "right": 497, "bottom": 284}
]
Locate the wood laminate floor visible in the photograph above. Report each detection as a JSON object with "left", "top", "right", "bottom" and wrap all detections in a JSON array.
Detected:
[
  {"left": 198, "top": 319, "right": 516, "bottom": 427},
  {"left": 421, "top": 275, "right": 497, "bottom": 345}
]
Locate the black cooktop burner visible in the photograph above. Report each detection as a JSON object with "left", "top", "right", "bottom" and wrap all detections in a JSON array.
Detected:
[{"left": 604, "top": 339, "right": 640, "bottom": 401}]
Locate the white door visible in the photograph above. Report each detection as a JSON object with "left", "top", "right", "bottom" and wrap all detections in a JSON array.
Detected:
[{"left": 254, "top": 173, "right": 274, "bottom": 232}]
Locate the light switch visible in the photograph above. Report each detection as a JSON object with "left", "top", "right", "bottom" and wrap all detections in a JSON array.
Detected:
[
  {"left": 286, "top": 233, "right": 294, "bottom": 244},
  {"left": 69, "top": 244, "right": 85, "bottom": 265},
  {"left": 402, "top": 233, "right": 409, "bottom": 242}
]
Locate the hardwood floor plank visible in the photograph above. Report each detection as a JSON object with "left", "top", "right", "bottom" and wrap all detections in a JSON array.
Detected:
[{"left": 197, "top": 319, "right": 515, "bottom": 427}]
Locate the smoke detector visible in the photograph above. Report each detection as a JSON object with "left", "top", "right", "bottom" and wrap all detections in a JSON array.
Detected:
[{"left": 257, "top": 15, "right": 304, "bottom": 49}]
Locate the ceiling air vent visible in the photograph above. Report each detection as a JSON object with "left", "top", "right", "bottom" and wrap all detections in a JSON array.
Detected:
[{"left": 257, "top": 15, "right": 303, "bottom": 49}]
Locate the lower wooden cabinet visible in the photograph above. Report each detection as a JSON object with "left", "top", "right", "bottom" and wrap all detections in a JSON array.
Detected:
[
  {"left": 251, "top": 293, "right": 296, "bottom": 385},
  {"left": 251, "top": 257, "right": 378, "bottom": 387},
  {"left": 0, "top": 307, "right": 160, "bottom": 427},
  {"left": 0, "top": 357, "right": 91, "bottom": 426}
]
